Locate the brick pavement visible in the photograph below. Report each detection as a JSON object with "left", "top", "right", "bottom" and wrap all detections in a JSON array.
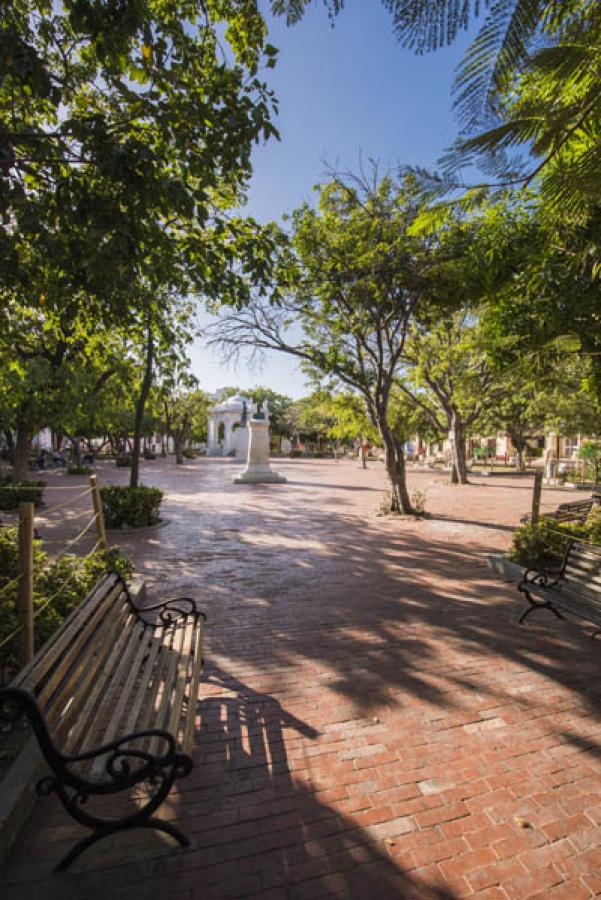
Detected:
[{"left": 1, "top": 458, "right": 601, "bottom": 899}]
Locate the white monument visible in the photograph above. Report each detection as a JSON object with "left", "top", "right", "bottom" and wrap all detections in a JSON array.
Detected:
[
  {"left": 207, "top": 393, "right": 255, "bottom": 457},
  {"left": 234, "top": 402, "right": 287, "bottom": 484}
]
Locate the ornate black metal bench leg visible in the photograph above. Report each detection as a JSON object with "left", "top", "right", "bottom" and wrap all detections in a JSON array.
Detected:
[
  {"left": 519, "top": 595, "right": 564, "bottom": 624},
  {"left": 55, "top": 819, "right": 190, "bottom": 872},
  {"left": 519, "top": 603, "right": 536, "bottom": 624}
]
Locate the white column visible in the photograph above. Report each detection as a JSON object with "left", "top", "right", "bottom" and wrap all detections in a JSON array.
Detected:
[{"left": 234, "top": 419, "right": 286, "bottom": 483}]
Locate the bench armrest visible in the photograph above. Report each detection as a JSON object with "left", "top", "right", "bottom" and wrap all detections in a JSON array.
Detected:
[
  {"left": 39, "top": 729, "right": 193, "bottom": 798},
  {"left": 134, "top": 596, "right": 207, "bottom": 626},
  {"left": 519, "top": 569, "right": 561, "bottom": 591}
]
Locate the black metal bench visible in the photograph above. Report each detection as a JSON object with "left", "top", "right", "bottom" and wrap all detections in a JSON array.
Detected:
[
  {"left": 0, "top": 572, "right": 206, "bottom": 870},
  {"left": 518, "top": 540, "right": 601, "bottom": 635}
]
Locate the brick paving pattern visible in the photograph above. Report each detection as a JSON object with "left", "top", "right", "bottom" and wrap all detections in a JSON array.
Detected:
[{"left": 1, "top": 458, "right": 601, "bottom": 899}]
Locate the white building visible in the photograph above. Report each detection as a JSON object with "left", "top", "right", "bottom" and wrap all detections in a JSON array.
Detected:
[{"left": 207, "top": 394, "right": 256, "bottom": 457}]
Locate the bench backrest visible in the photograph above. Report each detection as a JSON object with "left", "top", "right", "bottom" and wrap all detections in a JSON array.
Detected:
[
  {"left": 558, "top": 500, "right": 593, "bottom": 514},
  {"left": 11, "top": 572, "right": 132, "bottom": 743},
  {"left": 563, "top": 541, "right": 601, "bottom": 607}
]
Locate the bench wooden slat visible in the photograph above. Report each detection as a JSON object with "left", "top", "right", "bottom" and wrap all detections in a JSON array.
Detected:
[
  {"left": 14, "top": 573, "right": 120, "bottom": 692},
  {"left": 122, "top": 622, "right": 165, "bottom": 736},
  {"left": 57, "top": 605, "right": 137, "bottom": 751},
  {"left": 167, "top": 620, "right": 197, "bottom": 747},
  {"left": 182, "top": 623, "right": 205, "bottom": 754},
  {"left": 34, "top": 582, "right": 125, "bottom": 711},
  {"left": 133, "top": 617, "right": 181, "bottom": 749},
  {"left": 148, "top": 620, "right": 189, "bottom": 756},
  {"left": 88, "top": 620, "right": 152, "bottom": 778}
]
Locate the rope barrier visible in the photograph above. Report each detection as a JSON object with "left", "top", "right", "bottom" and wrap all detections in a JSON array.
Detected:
[
  {"left": 31, "top": 568, "right": 82, "bottom": 622},
  {"left": 41, "top": 505, "right": 95, "bottom": 526},
  {"left": 0, "top": 573, "right": 22, "bottom": 599},
  {"left": 0, "top": 484, "right": 96, "bottom": 490},
  {"left": 0, "top": 539, "right": 107, "bottom": 651},
  {"left": 537, "top": 525, "right": 601, "bottom": 549},
  {"left": 51, "top": 515, "right": 98, "bottom": 563},
  {"left": 40, "top": 487, "right": 92, "bottom": 516},
  {"left": 0, "top": 622, "right": 23, "bottom": 651}
]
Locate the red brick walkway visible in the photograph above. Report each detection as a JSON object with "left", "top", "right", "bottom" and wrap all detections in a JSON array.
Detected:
[{"left": 2, "top": 459, "right": 601, "bottom": 899}]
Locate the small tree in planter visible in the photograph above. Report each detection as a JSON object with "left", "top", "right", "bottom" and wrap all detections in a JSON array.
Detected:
[{"left": 101, "top": 486, "right": 164, "bottom": 529}]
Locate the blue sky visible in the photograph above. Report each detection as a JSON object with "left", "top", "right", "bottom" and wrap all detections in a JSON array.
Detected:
[{"left": 191, "top": 2, "right": 475, "bottom": 399}]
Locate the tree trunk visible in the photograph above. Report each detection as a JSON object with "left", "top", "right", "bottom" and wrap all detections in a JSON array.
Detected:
[
  {"left": 174, "top": 435, "right": 184, "bottom": 465},
  {"left": 516, "top": 446, "right": 524, "bottom": 471},
  {"left": 161, "top": 434, "right": 167, "bottom": 458},
  {"left": 130, "top": 325, "right": 154, "bottom": 489},
  {"left": 13, "top": 421, "right": 33, "bottom": 481},
  {"left": 66, "top": 433, "right": 82, "bottom": 467},
  {"left": 4, "top": 429, "right": 15, "bottom": 465},
  {"left": 448, "top": 413, "right": 469, "bottom": 485},
  {"left": 379, "top": 421, "right": 414, "bottom": 514}
]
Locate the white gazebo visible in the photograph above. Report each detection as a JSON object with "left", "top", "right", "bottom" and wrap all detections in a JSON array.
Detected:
[{"left": 207, "top": 394, "right": 256, "bottom": 457}]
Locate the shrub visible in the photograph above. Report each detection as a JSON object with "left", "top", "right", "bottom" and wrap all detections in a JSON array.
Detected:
[
  {"left": 182, "top": 449, "right": 196, "bottom": 459},
  {"left": 0, "top": 476, "right": 45, "bottom": 510},
  {"left": 411, "top": 489, "right": 427, "bottom": 515},
  {"left": 0, "top": 526, "right": 132, "bottom": 680},
  {"left": 115, "top": 454, "right": 132, "bottom": 468},
  {"left": 509, "top": 520, "right": 586, "bottom": 570},
  {"left": 143, "top": 450, "right": 157, "bottom": 460},
  {"left": 585, "top": 506, "right": 601, "bottom": 544},
  {"left": 100, "top": 485, "right": 163, "bottom": 529},
  {"left": 67, "top": 465, "right": 92, "bottom": 476},
  {"left": 289, "top": 449, "right": 303, "bottom": 458},
  {"left": 313, "top": 451, "right": 325, "bottom": 458}
]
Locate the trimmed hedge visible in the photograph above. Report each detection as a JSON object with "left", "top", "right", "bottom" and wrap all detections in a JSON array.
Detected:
[
  {"left": 0, "top": 476, "right": 45, "bottom": 510},
  {"left": 101, "top": 485, "right": 163, "bottom": 529},
  {"left": 67, "top": 465, "right": 92, "bottom": 476},
  {"left": 115, "top": 454, "right": 132, "bottom": 468}
]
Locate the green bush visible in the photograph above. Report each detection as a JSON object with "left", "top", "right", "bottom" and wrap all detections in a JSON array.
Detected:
[
  {"left": 0, "top": 527, "right": 132, "bottom": 680},
  {"left": 115, "top": 454, "right": 132, "bottom": 468},
  {"left": 509, "top": 520, "right": 587, "bottom": 570},
  {"left": 585, "top": 506, "right": 601, "bottom": 544},
  {"left": 100, "top": 485, "right": 163, "bottom": 528},
  {"left": 67, "top": 465, "right": 92, "bottom": 476},
  {"left": 182, "top": 449, "right": 196, "bottom": 459},
  {"left": 0, "top": 476, "right": 45, "bottom": 510},
  {"left": 289, "top": 449, "right": 303, "bottom": 458},
  {"left": 313, "top": 451, "right": 325, "bottom": 458}
]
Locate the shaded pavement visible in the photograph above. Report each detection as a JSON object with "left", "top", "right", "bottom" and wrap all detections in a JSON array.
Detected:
[{"left": 2, "top": 458, "right": 601, "bottom": 899}]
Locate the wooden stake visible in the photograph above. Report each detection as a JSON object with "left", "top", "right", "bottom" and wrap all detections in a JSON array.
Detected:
[
  {"left": 531, "top": 470, "right": 543, "bottom": 527},
  {"left": 90, "top": 474, "right": 107, "bottom": 551},
  {"left": 17, "top": 502, "right": 34, "bottom": 667}
]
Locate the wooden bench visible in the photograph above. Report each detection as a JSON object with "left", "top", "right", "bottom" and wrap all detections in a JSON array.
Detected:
[
  {"left": 520, "top": 495, "right": 600, "bottom": 525},
  {"left": 0, "top": 572, "right": 206, "bottom": 870},
  {"left": 518, "top": 540, "right": 601, "bottom": 635}
]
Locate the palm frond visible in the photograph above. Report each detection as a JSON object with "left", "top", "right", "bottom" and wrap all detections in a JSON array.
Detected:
[
  {"left": 381, "top": 1, "right": 487, "bottom": 53},
  {"left": 453, "top": 0, "right": 548, "bottom": 131}
]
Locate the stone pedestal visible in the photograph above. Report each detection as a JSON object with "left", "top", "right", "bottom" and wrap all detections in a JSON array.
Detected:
[{"left": 234, "top": 419, "right": 286, "bottom": 484}]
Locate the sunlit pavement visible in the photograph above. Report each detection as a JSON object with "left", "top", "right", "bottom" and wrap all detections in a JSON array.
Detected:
[{"left": 3, "top": 457, "right": 601, "bottom": 899}]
